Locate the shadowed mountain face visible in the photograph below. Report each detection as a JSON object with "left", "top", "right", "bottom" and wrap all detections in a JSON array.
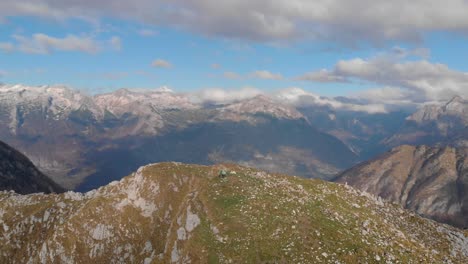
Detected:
[
  {"left": 0, "top": 140, "right": 64, "bottom": 194},
  {"left": 335, "top": 145, "right": 468, "bottom": 228},
  {"left": 1, "top": 163, "right": 467, "bottom": 263},
  {"left": 0, "top": 85, "right": 358, "bottom": 191}
]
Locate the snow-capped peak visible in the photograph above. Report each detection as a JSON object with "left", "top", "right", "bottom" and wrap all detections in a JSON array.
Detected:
[
  {"left": 155, "top": 86, "right": 173, "bottom": 93},
  {"left": 443, "top": 95, "right": 467, "bottom": 113},
  {"left": 95, "top": 87, "right": 196, "bottom": 115},
  {"left": 407, "top": 95, "right": 467, "bottom": 123},
  {"left": 0, "top": 84, "right": 98, "bottom": 114},
  {"left": 220, "top": 94, "right": 304, "bottom": 120},
  {"left": 274, "top": 87, "right": 316, "bottom": 104}
]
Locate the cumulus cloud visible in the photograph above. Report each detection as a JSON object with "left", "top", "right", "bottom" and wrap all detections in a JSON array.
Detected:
[
  {"left": 0, "top": 33, "right": 117, "bottom": 54},
  {"left": 298, "top": 69, "right": 348, "bottom": 83},
  {"left": 16, "top": 34, "right": 99, "bottom": 54},
  {"left": 191, "top": 87, "right": 263, "bottom": 104},
  {"left": 299, "top": 55, "right": 468, "bottom": 102},
  {"left": 0, "top": 42, "right": 14, "bottom": 53},
  {"left": 151, "top": 59, "right": 172, "bottom": 68},
  {"left": 222, "top": 70, "right": 284, "bottom": 80},
  {"left": 138, "top": 29, "right": 158, "bottom": 37},
  {"left": 3, "top": 1, "right": 468, "bottom": 45},
  {"left": 211, "top": 63, "right": 221, "bottom": 69},
  {"left": 187, "top": 86, "right": 389, "bottom": 113},
  {"left": 223, "top": 71, "right": 242, "bottom": 79},
  {"left": 274, "top": 87, "right": 388, "bottom": 113},
  {"left": 391, "top": 47, "right": 431, "bottom": 59},
  {"left": 109, "top": 36, "right": 122, "bottom": 51},
  {"left": 249, "top": 70, "right": 283, "bottom": 80}
]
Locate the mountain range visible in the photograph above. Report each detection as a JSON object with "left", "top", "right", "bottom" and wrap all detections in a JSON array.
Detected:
[
  {"left": 0, "top": 84, "right": 359, "bottom": 191},
  {"left": 0, "top": 84, "right": 466, "bottom": 201},
  {"left": 0, "top": 84, "right": 467, "bottom": 261},
  {"left": 1, "top": 162, "right": 467, "bottom": 263}
]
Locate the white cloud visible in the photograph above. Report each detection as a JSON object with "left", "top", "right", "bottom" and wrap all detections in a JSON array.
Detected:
[
  {"left": 221, "top": 70, "right": 284, "bottom": 80},
  {"left": 151, "top": 59, "right": 172, "bottom": 68},
  {"left": 391, "top": 47, "right": 431, "bottom": 59},
  {"left": 109, "top": 36, "right": 122, "bottom": 51},
  {"left": 16, "top": 34, "right": 99, "bottom": 54},
  {"left": 299, "top": 55, "right": 468, "bottom": 102},
  {"left": 0, "top": 33, "right": 118, "bottom": 54},
  {"left": 191, "top": 87, "right": 263, "bottom": 104},
  {"left": 4, "top": 1, "right": 468, "bottom": 44},
  {"left": 249, "top": 70, "right": 283, "bottom": 80},
  {"left": 298, "top": 69, "right": 347, "bottom": 83},
  {"left": 223, "top": 71, "right": 241, "bottom": 79},
  {"left": 138, "top": 29, "right": 158, "bottom": 37},
  {"left": 156, "top": 85, "right": 173, "bottom": 93},
  {"left": 275, "top": 87, "right": 388, "bottom": 113},
  {"left": 0, "top": 42, "right": 14, "bottom": 53},
  {"left": 211, "top": 63, "right": 221, "bottom": 69},
  {"left": 188, "top": 86, "right": 389, "bottom": 113}
]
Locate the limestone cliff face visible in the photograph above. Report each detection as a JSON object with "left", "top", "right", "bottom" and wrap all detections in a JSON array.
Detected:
[
  {"left": 1, "top": 162, "right": 467, "bottom": 263},
  {"left": 0, "top": 140, "right": 64, "bottom": 194},
  {"left": 336, "top": 145, "right": 468, "bottom": 228}
]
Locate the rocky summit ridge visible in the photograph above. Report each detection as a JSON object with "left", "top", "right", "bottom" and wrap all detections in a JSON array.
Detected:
[{"left": 0, "top": 162, "right": 467, "bottom": 263}]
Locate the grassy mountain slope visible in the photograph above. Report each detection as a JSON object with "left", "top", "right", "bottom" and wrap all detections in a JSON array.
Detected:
[{"left": 0, "top": 163, "right": 467, "bottom": 263}]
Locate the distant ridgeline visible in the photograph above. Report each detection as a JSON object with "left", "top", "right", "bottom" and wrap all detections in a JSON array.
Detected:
[{"left": 0, "top": 84, "right": 359, "bottom": 191}]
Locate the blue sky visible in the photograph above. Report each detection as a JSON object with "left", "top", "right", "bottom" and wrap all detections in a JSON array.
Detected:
[
  {"left": 1, "top": 0, "right": 468, "bottom": 102},
  {"left": 0, "top": 17, "right": 373, "bottom": 96}
]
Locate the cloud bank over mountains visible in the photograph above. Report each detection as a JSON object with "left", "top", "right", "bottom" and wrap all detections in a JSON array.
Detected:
[
  {"left": 190, "top": 86, "right": 393, "bottom": 114},
  {"left": 0, "top": 83, "right": 397, "bottom": 115}
]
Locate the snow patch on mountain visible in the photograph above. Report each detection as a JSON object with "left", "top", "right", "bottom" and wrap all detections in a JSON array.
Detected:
[
  {"left": 408, "top": 95, "right": 468, "bottom": 124},
  {"left": 94, "top": 88, "right": 197, "bottom": 116},
  {"left": 218, "top": 94, "right": 304, "bottom": 120}
]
